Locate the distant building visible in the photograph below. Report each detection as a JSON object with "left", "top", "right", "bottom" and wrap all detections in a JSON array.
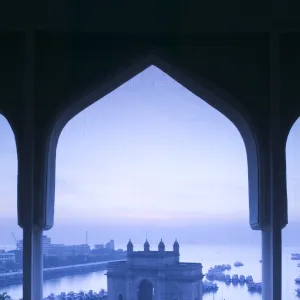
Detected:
[
  {"left": 7, "top": 250, "right": 22, "bottom": 264},
  {"left": 94, "top": 244, "right": 104, "bottom": 250},
  {"left": 43, "top": 236, "right": 51, "bottom": 256},
  {"left": 105, "top": 240, "right": 115, "bottom": 250},
  {"left": 16, "top": 240, "right": 22, "bottom": 251},
  {"left": 0, "top": 252, "right": 15, "bottom": 263},
  {"left": 48, "top": 244, "right": 91, "bottom": 257},
  {"left": 106, "top": 239, "right": 203, "bottom": 300},
  {"left": 17, "top": 235, "right": 51, "bottom": 255},
  {"left": 17, "top": 236, "right": 90, "bottom": 257}
]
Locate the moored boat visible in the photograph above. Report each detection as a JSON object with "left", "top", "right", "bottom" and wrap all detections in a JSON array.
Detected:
[
  {"left": 232, "top": 274, "right": 239, "bottom": 285},
  {"left": 247, "top": 282, "right": 262, "bottom": 293},
  {"left": 291, "top": 253, "right": 300, "bottom": 260},
  {"left": 234, "top": 261, "right": 244, "bottom": 267},
  {"left": 246, "top": 275, "right": 253, "bottom": 284},
  {"left": 239, "top": 274, "right": 245, "bottom": 284}
]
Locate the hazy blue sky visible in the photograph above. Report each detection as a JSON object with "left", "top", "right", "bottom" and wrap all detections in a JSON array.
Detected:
[{"left": 0, "top": 66, "right": 299, "bottom": 245}]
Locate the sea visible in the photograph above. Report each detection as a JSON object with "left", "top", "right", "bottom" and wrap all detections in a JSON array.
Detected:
[{"left": 0, "top": 244, "right": 299, "bottom": 300}]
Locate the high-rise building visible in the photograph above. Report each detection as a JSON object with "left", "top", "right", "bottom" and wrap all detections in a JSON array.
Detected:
[{"left": 105, "top": 240, "right": 115, "bottom": 250}]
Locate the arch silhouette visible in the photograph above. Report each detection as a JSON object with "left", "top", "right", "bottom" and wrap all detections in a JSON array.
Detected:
[
  {"left": 282, "top": 116, "right": 300, "bottom": 299},
  {"left": 285, "top": 117, "right": 300, "bottom": 225},
  {"left": 0, "top": 113, "right": 19, "bottom": 228},
  {"left": 138, "top": 279, "right": 153, "bottom": 300},
  {"left": 47, "top": 54, "right": 261, "bottom": 230},
  {"left": 0, "top": 113, "right": 18, "bottom": 188}
]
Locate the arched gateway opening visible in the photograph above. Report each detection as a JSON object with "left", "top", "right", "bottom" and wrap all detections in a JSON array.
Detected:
[
  {"left": 49, "top": 60, "right": 260, "bottom": 299},
  {"left": 138, "top": 279, "right": 153, "bottom": 300}
]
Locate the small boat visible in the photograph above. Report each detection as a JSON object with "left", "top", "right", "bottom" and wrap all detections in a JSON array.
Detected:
[
  {"left": 234, "top": 261, "right": 244, "bottom": 267},
  {"left": 246, "top": 275, "right": 253, "bottom": 284},
  {"left": 232, "top": 274, "right": 239, "bottom": 285},
  {"left": 248, "top": 282, "right": 262, "bottom": 293},
  {"left": 239, "top": 275, "right": 245, "bottom": 284},
  {"left": 291, "top": 253, "right": 300, "bottom": 260},
  {"left": 202, "top": 281, "right": 219, "bottom": 293},
  {"left": 224, "top": 274, "right": 231, "bottom": 284}
]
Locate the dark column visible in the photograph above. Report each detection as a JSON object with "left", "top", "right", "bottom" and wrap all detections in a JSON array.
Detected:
[
  {"left": 17, "top": 32, "right": 56, "bottom": 300},
  {"left": 260, "top": 32, "right": 287, "bottom": 300}
]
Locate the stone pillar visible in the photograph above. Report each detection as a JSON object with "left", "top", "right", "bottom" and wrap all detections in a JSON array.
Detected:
[
  {"left": 259, "top": 32, "right": 287, "bottom": 300},
  {"left": 17, "top": 32, "right": 56, "bottom": 300},
  {"left": 107, "top": 276, "right": 115, "bottom": 300},
  {"left": 155, "top": 269, "right": 166, "bottom": 300},
  {"left": 197, "top": 281, "right": 203, "bottom": 300},
  {"left": 126, "top": 274, "right": 134, "bottom": 300}
]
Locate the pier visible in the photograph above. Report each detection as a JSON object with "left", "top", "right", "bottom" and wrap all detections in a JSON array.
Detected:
[{"left": 0, "top": 260, "right": 124, "bottom": 288}]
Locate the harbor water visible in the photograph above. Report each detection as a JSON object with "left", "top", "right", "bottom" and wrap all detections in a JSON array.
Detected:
[{"left": 1, "top": 244, "right": 299, "bottom": 300}]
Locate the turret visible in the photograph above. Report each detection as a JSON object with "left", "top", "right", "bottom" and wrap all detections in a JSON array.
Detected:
[
  {"left": 144, "top": 239, "right": 150, "bottom": 252},
  {"left": 173, "top": 239, "right": 180, "bottom": 254},
  {"left": 158, "top": 239, "right": 165, "bottom": 252},
  {"left": 127, "top": 239, "right": 133, "bottom": 253},
  {"left": 173, "top": 239, "right": 180, "bottom": 263}
]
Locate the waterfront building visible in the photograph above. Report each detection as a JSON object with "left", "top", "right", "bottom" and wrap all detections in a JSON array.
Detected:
[
  {"left": 43, "top": 236, "right": 52, "bottom": 256},
  {"left": 105, "top": 240, "right": 115, "bottom": 251},
  {"left": 7, "top": 250, "right": 22, "bottom": 264},
  {"left": 94, "top": 244, "right": 105, "bottom": 250},
  {"left": 48, "top": 244, "right": 91, "bottom": 257},
  {"left": 106, "top": 239, "right": 203, "bottom": 300},
  {"left": 0, "top": 252, "right": 15, "bottom": 263},
  {"left": 17, "top": 235, "right": 90, "bottom": 257},
  {"left": 17, "top": 236, "right": 51, "bottom": 255}
]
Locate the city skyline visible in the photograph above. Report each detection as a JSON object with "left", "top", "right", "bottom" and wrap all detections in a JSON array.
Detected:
[{"left": 0, "top": 66, "right": 299, "bottom": 245}]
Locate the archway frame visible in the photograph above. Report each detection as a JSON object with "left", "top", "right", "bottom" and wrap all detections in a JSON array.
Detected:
[
  {"left": 44, "top": 52, "right": 263, "bottom": 231},
  {"left": 284, "top": 116, "right": 300, "bottom": 227},
  {"left": 137, "top": 278, "right": 154, "bottom": 300}
]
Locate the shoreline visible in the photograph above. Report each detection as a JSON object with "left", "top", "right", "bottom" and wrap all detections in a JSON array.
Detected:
[{"left": 0, "top": 261, "right": 121, "bottom": 288}]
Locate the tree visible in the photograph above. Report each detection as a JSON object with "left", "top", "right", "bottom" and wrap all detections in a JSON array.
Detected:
[{"left": 0, "top": 292, "right": 11, "bottom": 300}]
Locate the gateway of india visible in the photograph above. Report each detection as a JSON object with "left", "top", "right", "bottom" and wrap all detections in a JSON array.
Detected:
[{"left": 106, "top": 239, "right": 204, "bottom": 300}]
